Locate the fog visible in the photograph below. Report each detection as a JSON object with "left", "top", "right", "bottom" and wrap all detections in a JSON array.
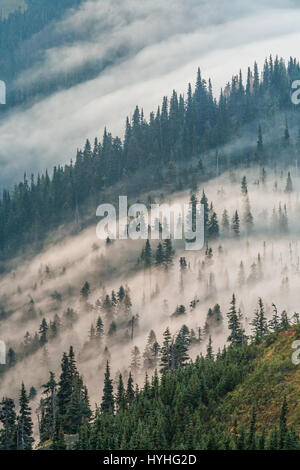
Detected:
[
  {"left": 1, "top": 0, "right": 300, "bottom": 185},
  {"left": 1, "top": 164, "right": 300, "bottom": 442}
]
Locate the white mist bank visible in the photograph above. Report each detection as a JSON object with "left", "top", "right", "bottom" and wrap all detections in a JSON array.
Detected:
[{"left": 0, "top": 164, "right": 300, "bottom": 442}]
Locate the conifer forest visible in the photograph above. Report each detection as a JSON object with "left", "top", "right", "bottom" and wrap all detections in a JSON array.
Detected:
[{"left": 0, "top": 0, "right": 300, "bottom": 457}]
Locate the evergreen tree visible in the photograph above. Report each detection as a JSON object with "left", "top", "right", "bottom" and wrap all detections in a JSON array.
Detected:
[
  {"left": 155, "top": 242, "right": 164, "bottom": 266},
  {"left": 238, "top": 261, "right": 245, "bottom": 287},
  {"left": 40, "top": 371, "right": 57, "bottom": 442},
  {"left": 17, "top": 383, "right": 33, "bottom": 450},
  {"left": 0, "top": 398, "right": 17, "bottom": 450},
  {"left": 80, "top": 281, "right": 90, "bottom": 299},
  {"left": 206, "top": 335, "right": 213, "bottom": 359},
  {"left": 130, "top": 346, "right": 141, "bottom": 375},
  {"left": 269, "top": 304, "right": 280, "bottom": 332},
  {"left": 141, "top": 239, "right": 152, "bottom": 268},
  {"left": 101, "top": 361, "right": 114, "bottom": 413},
  {"left": 231, "top": 211, "right": 240, "bottom": 237},
  {"left": 163, "top": 239, "right": 175, "bottom": 268},
  {"left": 251, "top": 298, "right": 268, "bottom": 343},
  {"left": 95, "top": 316, "right": 104, "bottom": 341},
  {"left": 221, "top": 209, "right": 230, "bottom": 234},
  {"left": 116, "top": 374, "right": 126, "bottom": 412},
  {"left": 126, "top": 372, "right": 135, "bottom": 405},
  {"left": 227, "top": 294, "right": 245, "bottom": 347},
  {"left": 160, "top": 327, "right": 172, "bottom": 373},
  {"left": 285, "top": 172, "right": 293, "bottom": 193},
  {"left": 143, "top": 330, "right": 158, "bottom": 370},
  {"left": 39, "top": 318, "right": 48, "bottom": 346},
  {"left": 51, "top": 415, "right": 66, "bottom": 450}
]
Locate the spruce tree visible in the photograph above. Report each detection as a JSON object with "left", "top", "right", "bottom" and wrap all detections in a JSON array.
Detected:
[
  {"left": 126, "top": 372, "right": 135, "bottom": 405},
  {"left": 251, "top": 298, "right": 268, "bottom": 343},
  {"left": 40, "top": 371, "right": 57, "bottom": 442},
  {"left": 0, "top": 398, "right": 17, "bottom": 450},
  {"left": 101, "top": 361, "right": 114, "bottom": 414},
  {"left": 227, "top": 294, "right": 245, "bottom": 347},
  {"left": 160, "top": 327, "right": 172, "bottom": 373},
  {"left": 116, "top": 374, "right": 126, "bottom": 412},
  {"left": 285, "top": 171, "right": 293, "bottom": 193},
  {"left": 221, "top": 209, "right": 230, "bottom": 234},
  {"left": 231, "top": 211, "right": 240, "bottom": 237},
  {"left": 17, "top": 383, "right": 33, "bottom": 450}
]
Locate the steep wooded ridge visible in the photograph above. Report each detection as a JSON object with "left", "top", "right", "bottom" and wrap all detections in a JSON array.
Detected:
[
  {"left": 0, "top": 55, "right": 300, "bottom": 260},
  {"left": 1, "top": 20, "right": 300, "bottom": 448},
  {"left": 0, "top": 0, "right": 83, "bottom": 102},
  {"left": 2, "top": 323, "right": 300, "bottom": 450}
]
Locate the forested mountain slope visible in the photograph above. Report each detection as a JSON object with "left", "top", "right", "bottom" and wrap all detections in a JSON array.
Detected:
[
  {"left": 4, "top": 323, "right": 300, "bottom": 450},
  {"left": 1, "top": 57, "right": 300, "bottom": 450},
  {"left": 1, "top": 56, "right": 300, "bottom": 260},
  {"left": 0, "top": 0, "right": 83, "bottom": 98}
]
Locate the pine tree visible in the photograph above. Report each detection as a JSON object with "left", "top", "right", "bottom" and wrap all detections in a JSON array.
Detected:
[
  {"left": 57, "top": 352, "right": 72, "bottom": 418},
  {"left": 40, "top": 371, "right": 57, "bottom": 442},
  {"left": 238, "top": 261, "right": 245, "bottom": 287},
  {"left": 269, "top": 304, "right": 280, "bottom": 332},
  {"left": 141, "top": 239, "right": 152, "bottom": 268},
  {"left": 64, "top": 374, "right": 91, "bottom": 433},
  {"left": 208, "top": 210, "right": 219, "bottom": 240},
  {"left": 200, "top": 191, "right": 209, "bottom": 240},
  {"left": 163, "top": 239, "right": 175, "bottom": 268},
  {"left": 231, "top": 211, "right": 240, "bottom": 237},
  {"left": 95, "top": 316, "right": 104, "bottom": 341},
  {"left": 130, "top": 346, "right": 141, "bottom": 375},
  {"left": 251, "top": 298, "right": 268, "bottom": 343},
  {"left": 155, "top": 242, "right": 164, "bottom": 266},
  {"left": 126, "top": 372, "right": 135, "bottom": 405},
  {"left": 206, "top": 336, "right": 213, "bottom": 359},
  {"left": 80, "top": 281, "right": 90, "bottom": 299},
  {"left": 174, "top": 327, "right": 190, "bottom": 368},
  {"left": 227, "top": 294, "right": 245, "bottom": 347},
  {"left": 285, "top": 171, "right": 293, "bottom": 193},
  {"left": 51, "top": 415, "right": 66, "bottom": 450},
  {"left": 17, "top": 383, "right": 33, "bottom": 450},
  {"left": 39, "top": 318, "right": 48, "bottom": 346},
  {"left": 256, "top": 124, "right": 264, "bottom": 161},
  {"left": 160, "top": 327, "right": 172, "bottom": 373},
  {"left": 116, "top": 374, "right": 126, "bottom": 412},
  {"left": 221, "top": 209, "right": 230, "bottom": 234},
  {"left": 241, "top": 176, "right": 248, "bottom": 195},
  {"left": 0, "top": 398, "right": 17, "bottom": 450},
  {"left": 204, "top": 304, "right": 223, "bottom": 334},
  {"left": 243, "top": 196, "right": 254, "bottom": 234},
  {"left": 101, "top": 361, "right": 114, "bottom": 414},
  {"left": 143, "top": 330, "right": 158, "bottom": 370},
  {"left": 280, "top": 310, "right": 290, "bottom": 331}
]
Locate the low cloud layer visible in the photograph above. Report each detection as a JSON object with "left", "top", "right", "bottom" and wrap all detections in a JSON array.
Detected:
[{"left": 1, "top": 0, "right": 300, "bottom": 186}]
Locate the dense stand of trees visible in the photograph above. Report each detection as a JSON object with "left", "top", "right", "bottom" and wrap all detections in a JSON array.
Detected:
[
  {"left": 1, "top": 56, "right": 300, "bottom": 257},
  {"left": 1, "top": 294, "right": 299, "bottom": 450},
  {"left": 0, "top": 0, "right": 83, "bottom": 106}
]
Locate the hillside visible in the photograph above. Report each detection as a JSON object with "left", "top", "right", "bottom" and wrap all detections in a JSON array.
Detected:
[
  {"left": 33, "top": 326, "right": 300, "bottom": 450},
  {"left": 1, "top": 56, "right": 300, "bottom": 450},
  {"left": 214, "top": 326, "right": 300, "bottom": 435}
]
